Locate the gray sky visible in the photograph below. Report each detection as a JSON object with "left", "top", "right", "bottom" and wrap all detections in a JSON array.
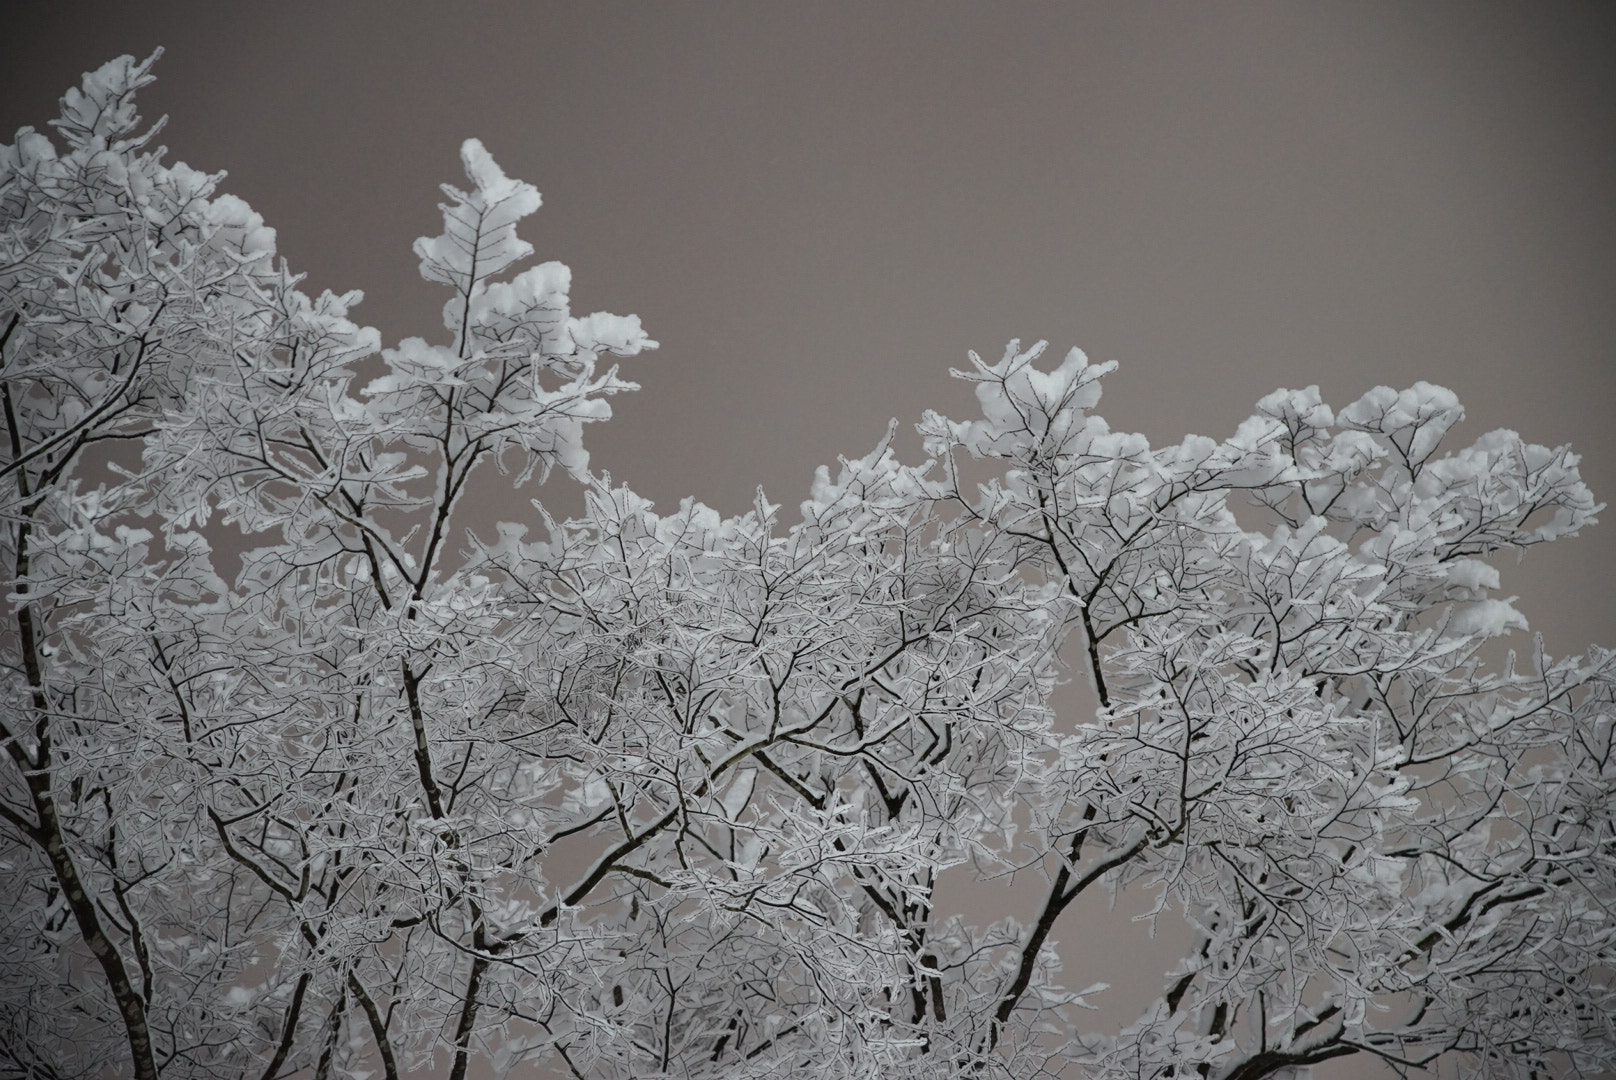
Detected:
[
  {"left": 9, "top": 2, "right": 1612, "bottom": 650},
  {"left": 8, "top": 3, "right": 1615, "bottom": 1074}
]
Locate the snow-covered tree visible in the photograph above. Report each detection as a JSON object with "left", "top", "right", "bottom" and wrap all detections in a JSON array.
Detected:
[{"left": 2, "top": 54, "right": 1611, "bottom": 1080}]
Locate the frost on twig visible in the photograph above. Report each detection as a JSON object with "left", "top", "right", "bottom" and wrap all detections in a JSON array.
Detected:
[{"left": 1, "top": 54, "right": 1611, "bottom": 1080}]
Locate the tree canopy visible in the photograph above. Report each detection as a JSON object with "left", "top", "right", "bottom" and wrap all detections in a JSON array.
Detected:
[{"left": 2, "top": 53, "right": 1612, "bottom": 1080}]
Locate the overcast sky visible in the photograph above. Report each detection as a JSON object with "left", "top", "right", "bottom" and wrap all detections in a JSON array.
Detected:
[{"left": 8, "top": 4, "right": 1615, "bottom": 1074}]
